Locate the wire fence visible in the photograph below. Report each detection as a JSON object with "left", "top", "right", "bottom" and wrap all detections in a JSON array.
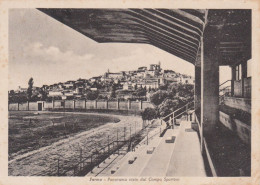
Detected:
[{"left": 29, "top": 121, "right": 163, "bottom": 176}]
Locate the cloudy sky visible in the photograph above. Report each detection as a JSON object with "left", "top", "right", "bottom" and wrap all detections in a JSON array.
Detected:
[{"left": 8, "top": 9, "right": 230, "bottom": 90}]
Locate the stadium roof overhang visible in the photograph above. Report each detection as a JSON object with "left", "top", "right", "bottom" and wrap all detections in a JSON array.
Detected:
[{"left": 38, "top": 9, "right": 251, "bottom": 66}]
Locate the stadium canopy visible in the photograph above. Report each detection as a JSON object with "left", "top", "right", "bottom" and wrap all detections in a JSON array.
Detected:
[{"left": 39, "top": 9, "right": 251, "bottom": 66}]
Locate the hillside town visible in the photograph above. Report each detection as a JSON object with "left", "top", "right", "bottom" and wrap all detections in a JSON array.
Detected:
[{"left": 8, "top": 62, "right": 194, "bottom": 102}]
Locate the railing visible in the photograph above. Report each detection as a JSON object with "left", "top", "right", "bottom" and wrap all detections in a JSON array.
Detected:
[
  {"left": 30, "top": 121, "right": 164, "bottom": 176},
  {"left": 219, "top": 80, "right": 231, "bottom": 88},
  {"left": 160, "top": 100, "right": 195, "bottom": 127},
  {"left": 194, "top": 112, "right": 217, "bottom": 177},
  {"left": 219, "top": 80, "right": 232, "bottom": 104}
]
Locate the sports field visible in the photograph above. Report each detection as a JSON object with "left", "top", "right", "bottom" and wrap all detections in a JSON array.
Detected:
[
  {"left": 9, "top": 111, "right": 120, "bottom": 159},
  {"left": 8, "top": 111, "right": 150, "bottom": 176}
]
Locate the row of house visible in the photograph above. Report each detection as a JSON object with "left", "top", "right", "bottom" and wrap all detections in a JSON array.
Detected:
[{"left": 11, "top": 63, "right": 194, "bottom": 100}]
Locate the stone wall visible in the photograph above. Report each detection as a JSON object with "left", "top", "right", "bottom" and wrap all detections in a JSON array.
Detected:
[{"left": 9, "top": 100, "right": 153, "bottom": 111}]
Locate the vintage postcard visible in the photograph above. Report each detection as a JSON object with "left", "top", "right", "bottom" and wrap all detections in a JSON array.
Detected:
[{"left": 0, "top": 0, "right": 260, "bottom": 185}]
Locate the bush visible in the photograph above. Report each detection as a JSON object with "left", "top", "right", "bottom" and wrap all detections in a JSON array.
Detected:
[
  {"left": 158, "top": 99, "right": 179, "bottom": 119},
  {"left": 141, "top": 107, "right": 158, "bottom": 121},
  {"left": 86, "top": 90, "right": 99, "bottom": 100},
  {"left": 150, "top": 90, "right": 169, "bottom": 106}
]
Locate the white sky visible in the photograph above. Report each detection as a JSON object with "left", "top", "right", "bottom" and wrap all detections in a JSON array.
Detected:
[{"left": 8, "top": 9, "right": 230, "bottom": 90}]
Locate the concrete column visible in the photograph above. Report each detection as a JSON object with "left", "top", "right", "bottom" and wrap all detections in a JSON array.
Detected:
[
  {"left": 241, "top": 60, "right": 247, "bottom": 97},
  {"left": 201, "top": 29, "right": 220, "bottom": 139},
  {"left": 139, "top": 100, "right": 143, "bottom": 110},
  {"left": 195, "top": 66, "right": 201, "bottom": 112},
  {"left": 231, "top": 65, "right": 236, "bottom": 96},
  {"left": 127, "top": 100, "right": 131, "bottom": 110}
]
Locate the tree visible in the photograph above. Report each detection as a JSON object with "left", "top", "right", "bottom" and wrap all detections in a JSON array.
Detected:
[
  {"left": 39, "top": 88, "right": 47, "bottom": 101},
  {"left": 27, "top": 77, "right": 34, "bottom": 101},
  {"left": 110, "top": 84, "right": 116, "bottom": 99},
  {"left": 134, "top": 84, "right": 138, "bottom": 90},
  {"left": 150, "top": 90, "right": 169, "bottom": 106},
  {"left": 158, "top": 99, "right": 179, "bottom": 126},
  {"left": 141, "top": 107, "right": 158, "bottom": 127},
  {"left": 86, "top": 90, "right": 99, "bottom": 100},
  {"left": 141, "top": 107, "right": 157, "bottom": 121},
  {"left": 134, "top": 87, "right": 146, "bottom": 98}
]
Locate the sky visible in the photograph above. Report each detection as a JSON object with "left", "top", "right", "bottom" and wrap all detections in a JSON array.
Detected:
[{"left": 8, "top": 9, "right": 230, "bottom": 90}]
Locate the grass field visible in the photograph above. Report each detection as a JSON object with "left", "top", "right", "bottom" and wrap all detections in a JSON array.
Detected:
[
  {"left": 8, "top": 111, "right": 120, "bottom": 159},
  {"left": 8, "top": 111, "right": 154, "bottom": 176}
]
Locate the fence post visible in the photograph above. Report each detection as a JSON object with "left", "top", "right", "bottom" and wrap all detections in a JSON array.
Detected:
[
  {"left": 106, "top": 100, "right": 109, "bottom": 109},
  {"left": 57, "top": 158, "right": 60, "bottom": 176},
  {"left": 84, "top": 99, "right": 87, "bottom": 110},
  {"left": 135, "top": 122, "right": 136, "bottom": 136},
  {"left": 130, "top": 126, "right": 131, "bottom": 144},
  {"left": 147, "top": 131, "right": 148, "bottom": 145},
  {"left": 117, "top": 99, "right": 120, "bottom": 110},
  {"left": 124, "top": 127, "right": 126, "bottom": 142},
  {"left": 95, "top": 100, "right": 97, "bottom": 109},
  {"left": 108, "top": 136, "right": 110, "bottom": 155},
  {"left": 73, "top": 100, "right": 75, "bottom": 110},
  {"left": 52, "top": 100, "right": 54, "bottom": 109},
  {"left": 117, "top": 129, "right": 119, "bottom": 155},
  {"left": 139, "top": 100, "right": 143, "bottom": 110},
  {"left": 27, "top": 101, "right": 29, "bottom": 111},
  {"left": 117, "top": 129, "right": 118, "bottom": 146},
  {"left": 17, "top": 102, "right": 19, "bottom": 111},
  {"left": 173, "top": 112, "right": 176, "bottom": 125},
  {"left": 79, "top": 148, "right": 82, "bottom": 171},
  {"left": 90, "top": 155, "right": 93, "bottom": 173},
  {"left": 127, "top": 100, "right": 131, "bottom": 110}
]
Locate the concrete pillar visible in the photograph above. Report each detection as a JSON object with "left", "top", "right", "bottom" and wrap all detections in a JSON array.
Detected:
[
  {"left": 201, "top": 28, "right": 220, "bottom": 139},
  {"left": 231, "top": 65, "right": 236, "bottom": 96},
  {"left": 127, "top": 100, "right": 131, "bottom": 110},
  {"left": 139, "top": 100, "right": 143, "bottom": 110},
  {"left": 195, "top": 66, "right": 201, "bottom": 111},
  {"left": 241, "top": 60, "right": 247, "bottom": 97}
]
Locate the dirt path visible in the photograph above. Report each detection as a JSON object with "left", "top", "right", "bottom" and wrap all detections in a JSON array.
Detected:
[{"left": 9, "top": 112, "right": 142, "bottom": 176}]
